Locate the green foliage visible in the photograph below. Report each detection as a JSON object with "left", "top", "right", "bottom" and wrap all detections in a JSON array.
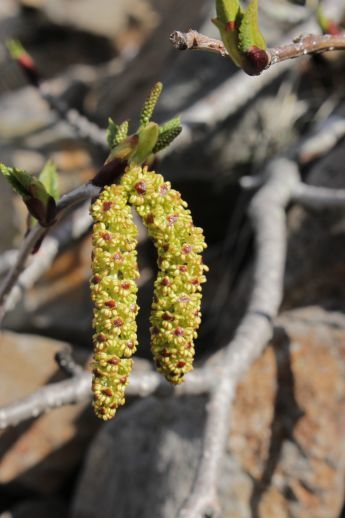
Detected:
[
  {"left": 38, "top": 161, "right": 59, "bottom": 201},
  {"left": 213, "top": 0, "right": 268, "bottom": 75},
  {"left": 106, "top": 118, "right": 129, "bottom": 149},
  {"left": 128, "top": 122, "right": 160, "bottom": 165},
  {"left": 238, "top": 0, "right": 266, "bottom": 52},
  {"left": 105, "top": 83, "right": 182, "bottom": 166},
  {"left": 6, "top": 39, "right": 25, "bottom": 60},
  {"left": 0, "top": 164, "right": 56, "bottom": 226},
  {"left": 215, "top": 0, "right": 243, "bottom": 24}
]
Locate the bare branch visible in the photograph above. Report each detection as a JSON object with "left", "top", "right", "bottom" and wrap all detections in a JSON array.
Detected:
[
  {"left": 0, "top": 183, "right": 100, "bottom": 318},
  {"left": 179, "top": 159, "right": 300, "bottom": 517},
  {"left": 1, "top": 204, "right": 91, "bottom": 316},
  {"left": 0, "top": 362, "right": 216, "bottom": 429},
  {"left": 170, "top": 30, "right": 227, "bottom": 56},
  {"left": 39, "top": 83, "right": 108, "bottom": 149},
  {"left": 170, "top": 29, "right": 345, "bottom": 70},
  {"left": 267, "top": 32, "right": 345, "bottom": 67},
  {"left": 292, "top": 183, "right": 345, "bottom": 209},
  {"left": 298, "top": 115, "right": 345, "bottom": 164}
]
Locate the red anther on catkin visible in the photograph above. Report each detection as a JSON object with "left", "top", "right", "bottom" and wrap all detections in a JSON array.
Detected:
[
  {"left": 102, "top": 201, "right": 113, "bottom": 211},
  {"left": 163, "top": 312, "right": 174, "bottom": 321},
  {"left": 102, "top": 388, "right": 113, "bottom": 397},
  {"left": 108, "top": 357, "right": 120, "bottom": 366},
  {"left": 105, "top": 300, "right": 117, "bottom": 308},
  {"left": 167, "top": 214, "right": 179, "bottom": 225},
  {"left": 174, "top": 327, "right": 184, "bottom": 336},
  {"left": 182, "top": 244, "right": 192, "bottom": 254},
  {"left": 135, "top": 181, "right": 147, "bottom": 194},
  {"left": 113, "top": 317, "right": 124, "bottom": 328},
  {"left": 161, "top": 277, "right": 171, "bottom": 286},
  {"left": 146, "top": 213, "right": 155, "bottom": 224}
]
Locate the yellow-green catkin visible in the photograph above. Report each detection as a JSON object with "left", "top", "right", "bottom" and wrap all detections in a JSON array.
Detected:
[
  {"left": 121, "top": 165, "right": 208, "bottom": 384},
  {"left": 90, "top": 184, "right": 139, "bottom": 420}
]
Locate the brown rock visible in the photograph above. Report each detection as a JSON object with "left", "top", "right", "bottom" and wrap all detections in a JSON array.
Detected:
[
  {"left": 226, "top": 307, "right": 345, "bottom": 518},
  {"left": 0, "top": 331, "right": 99, "bottom": 495}
]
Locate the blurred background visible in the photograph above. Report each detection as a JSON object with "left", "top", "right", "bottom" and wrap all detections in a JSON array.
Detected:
[{"left": 0, "top": 0, "right": 345, "bottom": 517}]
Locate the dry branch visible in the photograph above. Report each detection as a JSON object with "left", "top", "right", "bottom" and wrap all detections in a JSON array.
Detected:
[
  {"left": 0, "top": 362, "right": 216, "bottom": 429},
  {"left": 2, "top": 203, "right": 92, "bottom": 315},
  {"left": 170, "top": 30, "right": 345, "bottom": 69},
  {"left": 292, "top": 183, "right": 345, "bottom": 209},
  {"left": 179, "top": 158, "right": 300, "bottom": 517},
  {"left": 0, "top": 182, "right": 100, "bottom": 318}
]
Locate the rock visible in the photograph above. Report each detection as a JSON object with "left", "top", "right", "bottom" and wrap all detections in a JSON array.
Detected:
[
  {"left": 20, "top": 0, "right": 158, "bottom": 40},
  {"left": 72, "top": 395, "right": 208, "bottom": 518},
  {"left": 224, "top": 307, "right": 345, "bottom": 518},
  {"left": 1, "top": 498, "right": 68, "bottom": 518},
  {"left": 0, "top": 331, "right": 99, "bottom": 495},
  {"left": 72, "top": 307, "right": 345, "bottom": 518},
  {"left": 0, "top": 87, "right": 55, "bottom": 139}
]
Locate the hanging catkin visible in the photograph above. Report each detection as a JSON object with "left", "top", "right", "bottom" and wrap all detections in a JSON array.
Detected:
[
  {"left": 90, "top": 184, "right": 139, "bottom": 420},
  {"left": 121, "top": 165, "right": 208, "bottom": 384}
]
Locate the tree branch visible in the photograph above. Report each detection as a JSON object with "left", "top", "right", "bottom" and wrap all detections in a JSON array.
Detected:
[
  {"left": 0, "top": 362, "right": 216, "bottom": 429},
  {"left": 292, "top": 183, "right": 345, "bottom": 209},
  {"left": 38, "top": 83, "right": 108, "bottom": 149},
  {"left": 0, "top": 182, "right": 100, "bottom": 318},
  {"left": 170, "top": 30, "right": 345, "bottom": 71},
  {"left": 179, "top": 158, "right": 300, "bottom": 517}
]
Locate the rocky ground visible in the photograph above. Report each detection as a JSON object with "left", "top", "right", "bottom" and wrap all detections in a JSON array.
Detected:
[{"left": 0, "top": 0, "right": 345, "bottom": 517}]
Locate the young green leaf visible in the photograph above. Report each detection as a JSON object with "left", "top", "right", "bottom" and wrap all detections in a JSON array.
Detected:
[
  {"left": 238, "top": 0, "right": 266, "bottom": 52},
  {"left": 215, "top": 0, "right": 243, "bottom": 28},
  {"left": 39, "top": 160, "right": 59, "bottom": 201},
  {"left": 106, "top": 118, "right": 119, "bottom": 149},
  {"left": 129, "top": 122, "right": 160, "bottom": 165},
  {"left": 0, "top": 164, "right": 56, "bottom": 226},
  {"left": 212, "top": 0, "right": 244, "bottom": 68}
]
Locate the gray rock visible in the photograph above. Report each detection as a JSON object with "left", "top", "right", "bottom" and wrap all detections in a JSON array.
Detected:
[{"left": 72, "top": 396, "right": 207, "bottom": 518}]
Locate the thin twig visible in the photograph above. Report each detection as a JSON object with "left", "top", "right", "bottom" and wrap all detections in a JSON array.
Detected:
[
  {"left": 0, "top": 183, "right": 100, "bottom": 318},
  {"left": 170, "top": 30, "right": 345, "bottom": 70},
  {"left": 39, "top": 83, "right": 107, "bottom": 149},
  {"left": 2, "top": 203, "right": 91, "bottom": 316},
  {"left": 55, "top": 344, "right": 83, "bottom": 377},
  {"left": 298, "top": 115, "right": 345, "bottom": 164},
  {"left": 267, "top": 33, "right": 345, "bottom": 67},
  {"left": 292, "top": 183, "right": 345, "bottom": 209},
  {"left": 179, "top": 158, "right": 300, "bottom": 517},
  {"left": 170, "top": 30, "right": 227, "bottom": 56},
  {"left": 0, "top": 363, "right": 216, "bottom": 429}
]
